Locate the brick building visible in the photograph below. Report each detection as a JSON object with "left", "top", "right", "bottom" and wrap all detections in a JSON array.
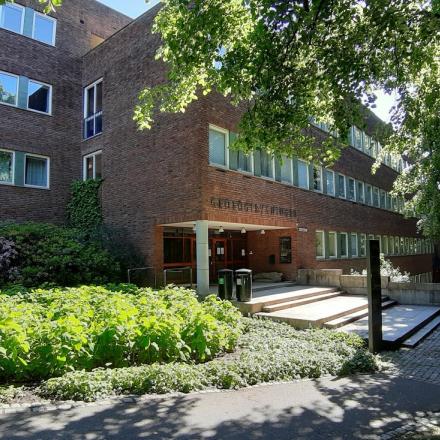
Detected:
[{"left": 0, "top": 0, "right": 435, "bottom": 294}]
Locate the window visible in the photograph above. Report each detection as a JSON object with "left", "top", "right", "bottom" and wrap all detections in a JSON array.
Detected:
[
  {"left": 328, "top": 232, "right": 337, "bottom": 258},
  {"left": 316, "top": 231, "right": 325, "bottom": 259},
  {"left": 83, "top": 151, "right": 102, "bottom": 180},
  {"left": 298, "top": 160, "right": 309, "bottom": 189},
  {"left": 353, "top": 127, "right": 363, "bottom": 150},
  {"left": 382, "top": 236, "right": 388, "bottom": 255},
  {"left": 337, "top": 174, "right": 346, "bottom": 198},
  {"left": 400, "top": 237, "right": 405, "bottom": 254},
  {"left": 260, "top": 150, "right": 274, "bottom": 179},
  {"left": 24, "top": 154, "right": 49, "bottom": 188},
  {"left": 365, "top": 185, "right": 372, "bottom": 205},
  {"left": 237, "top": 152, "right": 252, "bottom": 173},
  {"left": 380, "top": 190, "right": 386, "bottom": 209},
  {"left": 395, "top": 237, "right": 400, "bottom": 255},
  {"left": 388, "top": 236, "right": 394, "bottom": 255},
  {"left": 27, "top": 80, "right": 51, "bottom": 114},
  {"left": 279, "top": 237, "right": 292, "bottom": 264},
  {"left": 84, "top": 79, "right": 103, "bottom": 139},
  {"left": 350, "top": 233, "right": 358, "bottom": 257},
  {"left": 372, "top": 187, "right": 379, "bottom": 207},
  {"left": 280, "top": 157, "right": 292, "bottom": 184},
  {"left": 356, "top": 181, "right": 364, "bottom": 203},
  {"left": 0, "top": 71, "right": 18, "bottom": 106},
  {"left": 0, "top": 149, "right": 14, "bottom": 184},
  {"left": 313, "top": 166, "right": 322, "bottom": 192},
  {"left": 339, "top": 232, "right": 348, "bottom": 258},
  {"left": 360, "top": 234, "right": 366, "bottom": 257},
  {"left": 347, "top": 178, "right": 355, "bottom": 201},
  {"left": 386, "top": 193, "right": 392, "bottom": 210},
  {"left": 0, "top": 2, "right": 24, "bottom": 34},
  {"left": 325, "top": 169, "right": 335, "bottom": 196},
  {"left": 33, "top": 12, "right": 56, "bottom": 45}
]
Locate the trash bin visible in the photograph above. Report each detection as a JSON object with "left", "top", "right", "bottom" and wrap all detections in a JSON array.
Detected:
[
  {"left": 235, "top": 269, "right": 252, "bottom": 302},
  {"left": 218, "top": 269, "right": 234, "bottom": 300}
]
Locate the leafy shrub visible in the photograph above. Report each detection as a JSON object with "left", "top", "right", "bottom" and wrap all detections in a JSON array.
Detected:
[
  {"left": 0, "top": 285, "right": 243, "bottom": 382},
  {"left": 350, "top": 254, "right": 410, "bottom": 282},
  {"left": 0, "top": 223, "right": 120, "bottom": 287},
  {"left": 39, "top": 317, "right": 378, "bottom": 402},
  {"left": 0, "top": 237, "right": 18, "bottom": 282}
]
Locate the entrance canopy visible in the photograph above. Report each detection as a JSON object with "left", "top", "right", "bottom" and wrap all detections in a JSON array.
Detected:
[{"left": 161, "top": 220, "right": 290, "bottom": 232}]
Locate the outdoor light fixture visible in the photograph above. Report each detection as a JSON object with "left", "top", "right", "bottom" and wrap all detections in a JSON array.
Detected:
[
  {"left": 260, "top": 229, "right": 266, "bottom": 235},
  {"left": 219, "top": 226, "right": 224, "bottom": 233},
  {"left": 241, "top": 227, "right": 246, "bottom": 234},
  {"left": 192, "top": 224, "right": 196, "bottom": 232}
]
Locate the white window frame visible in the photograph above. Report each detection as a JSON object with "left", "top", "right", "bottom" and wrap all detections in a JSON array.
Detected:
[
  {"left": 313, "top": 165, "right": 323, "bottom": 192},
  {"left": 0, "top": 2, "right": 24, "bottom": 34},
  {"left": 356, "top": 180, "right": 365, "bottom": 203},
  {"left": 0, "top": 148, "right": 15, "bottom": 185},
  {"left": 0, "top": 70, "right": 19, "bottom": 108},
  {"left": 27, "top": 79, "right": 52, "bottom": 115},
  {"left": 84, "top": 78, "right": 103, "bottom": 140},
  {"left": 372, "top": 187, "right": 380, "bottom": 208},
  {"left": 325, "top": 169, "right": 335, "bottom": 196},
  {"left": 315, "top": 230, "right": 325, "bottom": 259},
  {"left": 237, "top": 151, "right": 254, "bottom": 175},
  {"left": 347, "top": 177, "right": 356, "bottom": 201},
  {"left": 340, "top": 232, "right": 348, "bottom": 258},
  {"left": 297, "top": 159, "right": 309, "bottom": 189},
  {"left": 83, "top": 150, "right": 102, "bottom": 180},
  {"left": 24, "top": 153, "right": 50, "bottom": 189},
  {"left": 328, "top": 231, "right": 337, "bottom": 259},
  {"left": 279, "top": 156, "right": 293, "bottom": 184},
  {"left": 360, "top": 233, "right": 367, "bottom": 257},
  {"left": 350, "top": 232, "right": 358, "bottom": 257},
  {"left": 257, "top": 150, "right": 275, "bottom": 180},
  {"left": 337, "top": 174, "right": 346, "bottom": 199},
  {"left": 32, "top": 11, "right": 57, "bottom": 46},
  {"left": 365, "top": 184, "right": 373, "bottom": 205}
]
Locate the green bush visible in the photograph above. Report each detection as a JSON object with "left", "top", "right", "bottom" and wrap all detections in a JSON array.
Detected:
[
  {"left": 0, "top": 223, "right": 120, "bottom": 287},
  {"left": 0, "top": 285, "right": 243, "bottom": 382},
  {"left": 39, "top": 317, "right": 378, "bottom": 402}
]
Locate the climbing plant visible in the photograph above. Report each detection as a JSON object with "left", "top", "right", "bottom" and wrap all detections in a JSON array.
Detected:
[{"left": 67, "top": 179, "right": 103, "bottom": 233}]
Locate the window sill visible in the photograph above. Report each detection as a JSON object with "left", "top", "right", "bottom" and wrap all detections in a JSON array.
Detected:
[
  {"left": 83, "top": 132, "right": 103, "bottom": 142},
  {"left": 26, "top": 107, "right": 52, "bottom": 116},
  {"left": 24, "top": 184, "right": 50, "bottom": 190}
]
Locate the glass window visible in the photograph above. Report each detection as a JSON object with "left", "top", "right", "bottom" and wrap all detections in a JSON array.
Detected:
[
  {"left": 0, "top": 149, "right": 14, "bottom": 184},
  {"left": 325, "top": 169, "right": 335, "bottom": 196},
  {"left": 353, "top": 127, "right": 363, "bottom": 150},
  {"left": 298, "top": 160, "right": 309, "bottom": 189},
  {"left": 84, "top": 80, "right": 103, "bottom": 139},
  {"left": 337, "top": 174, "right": 346, "bottom": 198},
  {"left": 33, "top": 12, "right": 56, "bottom": 45},
  {"left": 209, "top": 128, "right": 227, "bottom": 166},
  {"left": 388, "top": 236, "right": 394, "bottom": 255},
  {"left": 83, "top": 151, "right": 102, "bottom": 180},
  {"left": 395, "top": 237, "right": 400, "bottom": 255},
  {"left": 356, "top": 181, "right": 364, "bottom": 203},
  {"left": 237, "top": 152, "right": 252, "bottom": 173},
  {"left": 316, "top": 230, "right": 325, "bottom": 258},
  {"left": 0, "top": 71, "right": 18, "bottom": 106},
  {"left": 372, "top": 187, "right": 379, "bottom": 207},
  {"left": 260, "top": 150, "right": 273, "bottom": 178},
  {"left": 339, "top": 232, "right": 348, "bottom": 258},
  {"left": 0, "top": 3, "right": 24, "bottom": 33},
  {"left": 313, "top": 166, "right": 322, "bottom": 191},
  {"left": 382, "top": 236, "right": 388, "bottom": 255},
  {"left": 25, "top": 154, "right": 49, "bottom": 188},
  {"left": 280, "top": 157, "right": 292, "bottom": 184},
  {"left": 27, "top": 80, "right": 51, "bottom": 114},
  {"left": 347, "top": 178, "right": 355, "bottom": 201},
  {"left": 400, "top": 237, "right": 405, "bottom": 254},
  {"left": 328, "top": 232, "right": 337, "bottom": 258},
  {"left": 351, "top": 233, "right": 358, "bottom": 257},
  {"left": 360, "top": 234, "right": 366, "bottom": 257},
  {"left": 380, "top": 190, "right": 386, "bottom": 209},
  {"left": 386, "top": 193, "right": 392, "bottom": 210},
  {"left": 365, "top": 185, "right": 372, "bottom": 205},
  {"left": 279, "top": 237, "right": 292, "bottom": 264}
]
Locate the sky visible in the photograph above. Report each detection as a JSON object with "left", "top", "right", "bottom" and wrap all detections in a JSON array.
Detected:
[{"left": 97, "top": 1, "right": 398, "bottom": 123}]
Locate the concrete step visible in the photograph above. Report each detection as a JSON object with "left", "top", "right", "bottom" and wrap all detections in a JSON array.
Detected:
[
  {"left": 324, "top": 299, "right": 397, "bottom": 329},
  {"left": 253, "top": 282, "right": 298, "bottom": 293},
  {"left": 402, "top": 316, "right": 440, "bottom": 348},
  {"left": 262, "top": 291, "right": 342, "bottom": 313}
]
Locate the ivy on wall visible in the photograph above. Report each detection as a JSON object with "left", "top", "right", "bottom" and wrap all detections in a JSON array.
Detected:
[{"left": 67, "top": 179, "right": 103, "bottom": 233}]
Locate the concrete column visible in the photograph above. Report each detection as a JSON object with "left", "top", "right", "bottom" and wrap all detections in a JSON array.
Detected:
[{"left": 196, "top": 220, "right": 210, "bottom": 296}]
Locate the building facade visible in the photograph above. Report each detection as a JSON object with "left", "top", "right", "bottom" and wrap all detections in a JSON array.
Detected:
[{"left": 0, "top": 0, "right": 435, "bottom": 294}]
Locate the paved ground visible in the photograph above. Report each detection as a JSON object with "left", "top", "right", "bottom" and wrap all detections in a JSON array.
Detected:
[{"left": 0, "top": 329, "right": 439, "bottom": 440}]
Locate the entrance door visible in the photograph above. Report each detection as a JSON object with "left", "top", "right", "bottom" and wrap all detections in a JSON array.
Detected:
[{"left": 210, "top": 238, "right": 227, "bottom": 280}]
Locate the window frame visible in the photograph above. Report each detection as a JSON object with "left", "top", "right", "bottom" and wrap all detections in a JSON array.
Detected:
[
  {"left": 0, "top": 70, "right": 19, "bottom": 108},
  {"left": 347, "top": 177, "right": 356, "bottom": 202},
  {"left": 0, "top": 148, "right": 15, "bottom": 185},
  {"left": 315, "top": 230, "right": 325, "bottom": 259},
  {"left": 0, "top": 2, "right": 24, "bottom": 34},
  {"left": 32, "top": 10, "right": 57, "bottom": 46},
  {"left": 339, "top": 232, "right": 348, "bottom": 258},
  {"left": 83, "top": 78, "right": 103, "bottom": 140},
  {"left": 360, "top": 233, "right": 367, "bottom": 257},
  {"left": 325, "top": 169, "right": 335, "bottom": 196},
  {"left": 279, "top": 156, "right": 292, "bottom": 184},
  {"left": 279, "top": 236, "right": 292, "bottom": 264},
  {"left": 24, "top": 153, "right": 50, "bottom": 189},
  {"left": 356, "top": 180, "right": 364, "bottom": 203},
  {"left": 26, "top": 78, "right": 52, "bottom": 115},
  {"left": 328, "top": 231, "right": 337, "bottom": 259},
  {"left": 313, "top": 165, "right": 323, "bottom": 192},
  {"left": 337, "top": 174, "right": 346, "bottom": 199},
  {"left": 259, "top": 150, "right": 275, "bottom": 180},
  {"left": 297, "top": 159, "right": 309, "bottom": 189},
  {"left": 83, "top": 150, "right": 102, "bottom": 180},
  {"left": 350, "top": 232, "right": 358, "bottom": 257}
]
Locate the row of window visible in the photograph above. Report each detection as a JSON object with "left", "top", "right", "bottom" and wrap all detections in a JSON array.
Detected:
[
  {"left": 315, "top": 230, "right": 434, "bottom": 260},
  {"left": 0, "top": 2, "right": 56, "bottom": 45},
  {"left": 0, "top": 149, "right": 50, "bottom": 189},
  {"left": 0, "top": 70, "right": 52, "bottom": 114},
  {"left": 209, "top": 125, "right": 405, "bottom": 215}
]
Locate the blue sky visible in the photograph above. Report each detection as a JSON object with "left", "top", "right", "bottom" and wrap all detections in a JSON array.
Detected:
[{"left": 97, "top": 0, "right": 397, "bottom": 123}]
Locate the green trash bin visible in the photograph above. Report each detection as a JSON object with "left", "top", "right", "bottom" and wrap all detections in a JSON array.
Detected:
[
  {"left": 235, "top": 268, "right": 252, "bottom": 302},
  {"left": 218, "top": 269, "right": 234, "bottom": 300}
]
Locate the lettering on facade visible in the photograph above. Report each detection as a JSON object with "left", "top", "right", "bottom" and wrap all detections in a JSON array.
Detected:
[{"left": 210, "top": 197, "right": 296, "bottom": 219}]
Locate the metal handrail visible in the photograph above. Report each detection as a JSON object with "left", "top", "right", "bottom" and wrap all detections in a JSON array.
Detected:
[
  {"left": 127, "top": 266, "right": 156, "bottom": 287},
  {"left": 163, "top": 266, "right": 193, "bottom": 288}
]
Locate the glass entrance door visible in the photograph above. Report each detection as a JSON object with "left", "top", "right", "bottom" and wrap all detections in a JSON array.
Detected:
[{"left": 210, "top": 238, "right": 227, "bottom": 280}]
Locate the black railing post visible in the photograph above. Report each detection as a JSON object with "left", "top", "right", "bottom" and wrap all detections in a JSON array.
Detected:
[{"left": 367, "top": 239, "right": 382, "bottom": 353}]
